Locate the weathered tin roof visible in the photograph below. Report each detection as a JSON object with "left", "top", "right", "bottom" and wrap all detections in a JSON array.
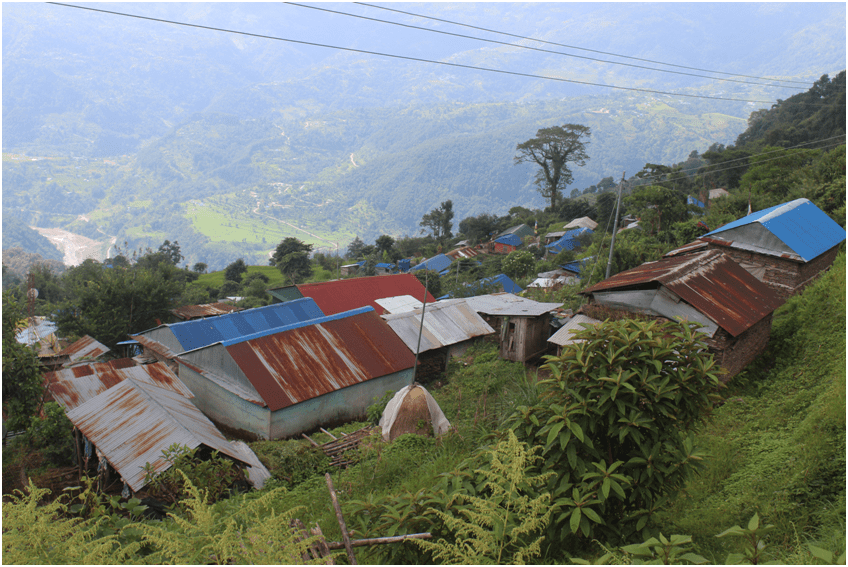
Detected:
[
  {"left": 564, "top": 217, "right": 598, "bottom": 231},
  {"left": 181, "top": 307, "right": 416, "bottom": 412},
  {"left": 66, "top": 380, "right": 249, "bottom": 492},
  {"left": 548, "top": 314, "right": 602, "bottom": 347},
  {"left": 382, "top": 300, "right": 495, "bottom": 354},
  {"left": 375, "top": 295, "right": 425, "bottom": 314},
  {"left": 461, "top": 293, "right": 563, "bottom": 317},
  {"left": 56, "top": 335, "right": 110, "bottom": 365},
  {"left": 171, "top": 302, "right": 243, "bottom": 321},
  {"left": 136, "top": 298, "right": 325, "bottom": 353},
  {"left": 582, "top": 249, "right": 782, "bottom": 337},
  {"left": 445, "top": 247, "right": 482, "bottom": 260},
  {"left": 15, "top": 316, "right": 58, "bottom": 346},
  {"left": 664, "top": 240, "right": 709, "bottom": 258},
  {"left": 498, "top": 224, "right": 535, "bottom": 239},
  {"left": 46, "top": 360, "right": 193, "bottom": 411},
  {"left": 701, "top": 198, "right": 846, "bottom": 262},
  {"left": 295, "top": 273, "right": 436, "bottom": 315}
]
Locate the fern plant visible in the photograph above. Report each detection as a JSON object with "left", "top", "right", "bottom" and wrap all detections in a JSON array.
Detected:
[
  {"left": 413, "top": 430, "right": 554, "bottom": 564},
  {"left": 130, "top": 470, "right": 331, "bottom": 565}
]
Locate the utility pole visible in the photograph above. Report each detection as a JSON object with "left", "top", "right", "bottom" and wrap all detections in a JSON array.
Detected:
[{"left": 605, "top": 172, "right": 626, "bottom": 280}]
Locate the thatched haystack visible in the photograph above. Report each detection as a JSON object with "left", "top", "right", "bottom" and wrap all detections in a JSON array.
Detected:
[{"left": 379, "top": 384, "right": 451, "bottom": 442}]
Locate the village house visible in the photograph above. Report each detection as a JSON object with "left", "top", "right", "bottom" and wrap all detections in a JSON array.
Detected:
[
  {"left": 698, "top": 198, "right": 846, "bottom": 299},
  {"left": 492, "top": 233, "right": 522, "bottom": 254},
  {"left": 380, "top": 299, "right": 495, "bottom": 380},
  {"left": 462, "top": 293, "right": 563, "bottom": 362},
  {"left": 266, "top": 273, "right": 436, "bottom": 315},
  {"left": 580, "top": 249, "right": 783, "bottom": 380},
  {"left": 173, "top": 307, "right": 417, "bottom": 440},
  {"left": 563, "top": 216, "right": 598, "bottom": 231}
]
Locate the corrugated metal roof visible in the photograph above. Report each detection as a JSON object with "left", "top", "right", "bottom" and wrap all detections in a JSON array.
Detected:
[
  {"left": 295, "top": 273, "right": 436, "bottom": 315},
  {"left": 709, "top": 188, "right": 730, "bottom": 200},
  {"left": 548, "top": 314, "right": 602, "bottom": 346},
  {"left": 56, "top": 335, "right": 110, "bottom": 365},
  {"left": 582, "top": 249, "right": 782, "bottom": 336},
  {"left": 171, "top": 302, "right": 243, "bottom": 321},
  {"left": 223, "top": 308, "right": 416, "bottom": 411},
  {"left": 480, "top": 274, "right": 523, "bottom": 294},
  {"left": 461, "top": 293, "right": 563, "bottom": 317},
  {"left": 382, "top": 300, "right": 495, "bottom": 354},
  {"left": 375, "top": 295, "right": 425, "bottom": 314},
  {"left": 560, "top": 257, "right": 594, "bottom": 274},
  {"left": 494, "top": 233, "right": 522, "bottom": 247},
  {"left": 46, "top": 360, "right": 193, "bottom": 411},
  {"left": 664, "top": 240, "right": 709, "bottom": 258},
  {"left": 701, "top": 198, "right": 846, "bottom": 262},
  {"left": 564, "top": 217, "right": 598, "bottom": 230},
  {"left": 15, "top": 317, "right": 58, "bottom": 345},
  {"left": 410, "top": 254, "right": 453, "bottom": 273},
  {"left": 139, "top": 298, "right": 325, "bottom": 353},
  {"left": 66, "top": 379, "right": 249, "bottom": 492},
  {"left": 445, "top": 247, "right": 482, "bottom": 260},
  {"left": 498, "top": 224, "right": 535, "bottom": 238},
  {"left": 688, "top": 196, "right": 706, "bottom": 208}
]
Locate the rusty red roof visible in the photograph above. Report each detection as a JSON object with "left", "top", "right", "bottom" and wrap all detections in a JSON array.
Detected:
[
  {"left": 171, "top": 302, "right": 244, "bottom": 321},
  {"left": 214, "top": 308, "right": 415, "bottom": 412},
  {"left": 296, "top": 274, "right": 436, "bottom": 316},
  {"left": 66, "top": 380, "right": 248, "bottom": 492},
  {"left": 582, "top": 249, "right": 782, "bottom": 336},
  {"left": 46, "top": 360, "right": 193, "bottom": 411},
  {"left": 57, "top": 335, "right": 110, "bottom": 363},
  {"left": 131, "top": 333, "right": 181, "bottom": 360}
]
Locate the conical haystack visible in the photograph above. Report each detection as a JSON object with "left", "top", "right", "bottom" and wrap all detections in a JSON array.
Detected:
[{"left": 379, "top": 384, "right": 451, "bottom": 442}]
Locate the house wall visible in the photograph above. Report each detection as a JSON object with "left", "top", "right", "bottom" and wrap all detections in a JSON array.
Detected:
[
  {"left": 703, "top": 313, "right": 773, "bottom": 381},
  {"left": 269, "top": 368, "right": 414, "bottom": 439},
  {"left": 499, "top": 315, "right": 552, "bottom": 362},
  {"left": 178, "top": 364, "right": 270, "bottom": 440},
  {"left": 707, "top": 244, "right": 839, "bottom": 299},
  {"left": 493, "top": 242, "right": 517, "bottom": 254}
]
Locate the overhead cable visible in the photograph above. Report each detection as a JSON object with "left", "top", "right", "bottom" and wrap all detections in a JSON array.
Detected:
[
  {"left": 288, "top": 2, "right": 806, "bottom": 91},
  {"left": 47, "top": 2, "right": 792, "bottom": 105},
  {"left": 355, "top": 2, "right": 814, "bottom": 86}
]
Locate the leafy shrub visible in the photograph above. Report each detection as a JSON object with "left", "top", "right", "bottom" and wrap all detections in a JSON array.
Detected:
[
  {"left": 23, "top": 401, "right": 75, "bottom": 466},
  {"left": 142, "top": 444, "right": 245, "bottom": 505},
  {"left": 249, "top": 439, "right": 330, "bottom": 490},
  {"left": 366, "top": 389, "right": 396, "bottom": 425},
  {"left": 506, "top": 319, "right": 723, "bottom": 550}
]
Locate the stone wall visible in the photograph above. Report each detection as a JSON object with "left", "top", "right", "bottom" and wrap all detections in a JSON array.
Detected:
[{"left": 703, "top": 313, "right": 773, "bottom": 381}]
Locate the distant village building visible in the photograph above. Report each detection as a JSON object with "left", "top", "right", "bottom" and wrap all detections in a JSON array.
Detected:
[
  {"left": 527, "top": 269, "right": 578, "bottom": 291},
  {"left": 174, "top": 307, "right": 416, "bottom": 440},
  {"left": 708, "top": 188, "right": 730, "bottom": 201},
  {"left": 563, "top": 217, "right": 598, "bottom": 231},
  {"left": 497, "top": 224, "right": 535, "bottom": 240},
  {"left": 462, "top": 293, "right": 562, "bottom": 362},
  {"left": 410, "top": 253, "right": 453, "bottom": 273},
  {"left": 546, "top": 227, "right": 593, "bottom": 255},
  {"left": 267, "top": 273, "right": 435, "bottom": 315},
  {"left": 699, "top": 198, "right": 846, "bottom": 299},
  {"left": 580, "top": 249, "right": 783, "bottom": 380},
  {"left": 492, "top": 233, "right": 522, "bottom": 254}
]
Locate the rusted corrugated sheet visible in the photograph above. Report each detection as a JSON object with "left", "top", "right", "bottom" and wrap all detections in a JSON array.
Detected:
[
  {"left": 56, "top": 335, "right": 110, "bottom": 364},
  {"left": 223, "top": 308, "right": 416, "bottom": 411},
  {"left": 664, "top": 240, "right": 709, "bottom": 258},
  {"left": 296, "top": 274, "right": 436, "bottom": 315},
  {"left": 66, "top": 380, "right": 248, "bottom": 492},
  {"left": 46, "top": 360, "right": 193, "bottom": 412},
  {"left": 583, "top": 250, "right": 782, "bottom": 336},
  {"left": 131, "top": 333, "right": 181, "bottom": 360},
  {"left": 446, "top": 247, "right": 482, "bottom": 260},
  {"left": 171, "top": 302, "right": 243, "bottom": 321}
]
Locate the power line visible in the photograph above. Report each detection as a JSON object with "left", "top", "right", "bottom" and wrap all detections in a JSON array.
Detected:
[
  {"left": 355, "top": 2, "right": 814, "bottom": 87},
  {"left": 46, "top": 2, "right": 790, "bottom": 105},
  {"left": 287, "top": 2, "right": 807, "bottom": 92}
]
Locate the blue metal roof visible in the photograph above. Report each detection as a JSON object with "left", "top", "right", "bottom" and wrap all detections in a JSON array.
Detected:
[
  {"left": 219, "top": 306, "right": 374, "bottom": 347},
  {"left": 494, "top": 233, "right": 522, "bottom": 247},
  {"left": 169, "top": 298, "right": 325, "bottom": 352},
  {"left": 702, "top": 198, "right": 846, "bottom": 262},
  {"left": 410, "top": 253, "right": 453, "bottom": 273},
  {"left": 480, "top": 274, "right": 523, "bottom": 294},
  {"left": 560, "top": 257, "right": 594, "bottom": 274},
  {"left": 687, "top": 196, "right": 706, "bottom": 208},
  {"left": 546, "top": 228, "right": 593, "bottom": 253},
  {"left": 375, "top": 262, "right": 395, "bottom": 269}
]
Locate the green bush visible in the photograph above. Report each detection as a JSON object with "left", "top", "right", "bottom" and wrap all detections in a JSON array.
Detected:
[
  {"left": 23, "top": 402, "right": 75, "bottom": 466},
  {"left": 249, "top": 439, "right": 329, "bottom": 490}
]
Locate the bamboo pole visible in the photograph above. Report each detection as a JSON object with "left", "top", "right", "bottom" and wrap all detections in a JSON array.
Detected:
[
  {"left": 302, "top": 433, "right": 320, "bottom": 447},
  {"left": 320, "top": 427, "right": 338, "bottom": 440},
  {"left": 325, "top": 473, "right": 356, "bottom": 565},
  {"left": 325, "top": 533, "right": 432, "bottom": 549}
]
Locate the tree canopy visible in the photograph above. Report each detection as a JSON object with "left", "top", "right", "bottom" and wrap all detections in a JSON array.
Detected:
[
  {"left": 420, "top": 200, "right": 455, "bottom": 241},
  {"left": 270, "top": 237, "right": 313, "bottom": 284},
  {"left": 515, "top": 124, "right": 591, "bottom": 210}
]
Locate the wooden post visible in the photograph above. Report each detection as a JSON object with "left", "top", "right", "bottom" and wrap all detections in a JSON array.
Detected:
[
  {"left": 302, "top": 433, "right": 320, "bottom": 447},
  {"left": 325, "top": 473, "right": 356, "bottom": 565},
  {"left": 74, "top": 427, "right": 83, "bottom": 477},
  {"left": 326, "top": 533, "right": 432, "bottom": 549},
  {"left": 320, "top": 427, "right": 338, "bottom": 440}
]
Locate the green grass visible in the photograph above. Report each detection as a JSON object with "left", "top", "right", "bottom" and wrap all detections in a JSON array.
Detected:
[
  {"left": 194, "top": 265, "right": 288, "bottom": 290},
  {"left": 655, "top": 252, "right": 846, "bottom": 563}
]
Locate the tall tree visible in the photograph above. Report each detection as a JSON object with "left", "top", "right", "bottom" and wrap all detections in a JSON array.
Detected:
[
  {"left": 270, "top": 237, "right": 313, "bottom": 284},
  {"left": 224, "top": 258, "right": 248, "bottom": 283},
  {"left": 420, "top": 200, "right": 455, "bottom": 240},
  {"left": 157, "top": 240, "right": 184, "bottom": 266},
  {"left": 2, "top": 292, "right": 45, "bottom": 431},
  {"left": 515, "top": 124, "right": 591, "bottom": 210}
]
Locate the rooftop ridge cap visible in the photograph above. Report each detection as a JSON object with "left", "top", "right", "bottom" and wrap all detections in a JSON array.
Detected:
[{"left": 755, "top": 198, "right": 808, "bottom": 225}]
